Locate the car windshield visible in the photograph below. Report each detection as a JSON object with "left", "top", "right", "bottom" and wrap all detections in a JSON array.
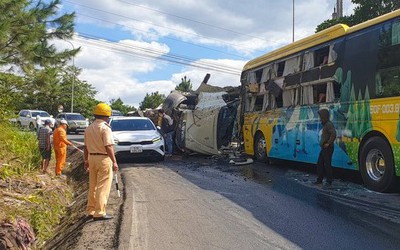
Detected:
[
  {"left": 32, "top": 111, "right": 50, "bottom": 117},
  {"left": 111, "top": 119, "right": 155, "bottom": 131},
  {"left": 66, "top": 114, "right": 85, "bottom": 120}
]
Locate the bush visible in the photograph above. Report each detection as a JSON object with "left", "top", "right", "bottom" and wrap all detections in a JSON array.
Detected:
[
  {"left": 0, "top": 122, "right": 40, "bottom": 179},
  {"left": 0, "top": 121, "right": 73, "bottom": 246}
]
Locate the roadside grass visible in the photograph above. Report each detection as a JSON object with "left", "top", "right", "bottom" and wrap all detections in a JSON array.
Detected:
[
  {"left": 0, "top": 122, "right": 40, "bottom": 176},
  {"left": 0, "top": 121, "right": 73, "bottom": 246}
]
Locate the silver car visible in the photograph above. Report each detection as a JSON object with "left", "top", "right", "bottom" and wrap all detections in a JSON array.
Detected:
[
  {"left": 109, "top": 117, "right": 165, "bottom": 161},
  {"left": 55, "top": 112, "right": 89, "bottom": 134}
]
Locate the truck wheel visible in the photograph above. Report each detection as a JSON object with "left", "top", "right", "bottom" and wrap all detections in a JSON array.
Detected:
[
  {"left": 254, "top": 133, "right": 268, "bottom": 162},
  {"left": 17, "top": 121, "right": 22, "bottom": 128},
  {"left": 359, "top": 136, "right": 397, "bottom": 192}
]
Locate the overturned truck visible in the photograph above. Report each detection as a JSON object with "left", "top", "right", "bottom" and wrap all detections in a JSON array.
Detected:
[{"left": 163, "top": 74, "right": 240, "bottom": 155}]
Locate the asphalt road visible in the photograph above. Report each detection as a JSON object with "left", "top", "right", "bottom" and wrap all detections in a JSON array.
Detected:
[{"left": 117, "top": 156, "right": 400, "bottom": 250}]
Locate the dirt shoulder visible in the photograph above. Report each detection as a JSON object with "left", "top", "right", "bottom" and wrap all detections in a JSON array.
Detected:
[{"left": 43, "top": 147, "right": 124, "bottom": 250}]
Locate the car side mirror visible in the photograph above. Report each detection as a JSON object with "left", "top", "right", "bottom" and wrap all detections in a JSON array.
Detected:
[
  {"left": 26, "top": 114, "right": 31, "bottom": 118},
  {"left": 157, "top": 126, "right": 161, "bottom": 130},
  {"left": 50, "top": 115, "right": 53, "bottom": 118}
]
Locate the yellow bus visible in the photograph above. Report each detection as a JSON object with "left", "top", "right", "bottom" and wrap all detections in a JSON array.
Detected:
[{"left": 240, "top": 9, "right": 400, "bottom": 192}]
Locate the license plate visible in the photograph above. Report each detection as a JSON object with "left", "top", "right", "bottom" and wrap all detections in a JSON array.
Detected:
[{"left": 130, "top": 146, "right": 143, "bottom": 153}]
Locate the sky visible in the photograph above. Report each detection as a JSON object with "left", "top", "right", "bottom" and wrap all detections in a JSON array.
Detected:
[{"left": 53, "top": 0, "right": 355, "bottom": 108}]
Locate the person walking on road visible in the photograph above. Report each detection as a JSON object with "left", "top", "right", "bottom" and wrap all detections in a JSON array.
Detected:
[
  {"left": 84, "top": 103, "right": 118, "bottom": 221},
  {"left": 53, "top": 119, "right": 72, "bottom": 176},
  {"left": 158, "top": 109, "right": 174, "bottom": 156},
  {"left": 314, "top": 109, "right": 336, "bottom": 187},
  {"left": 37, "top": 119, "right": 53, "bottom": 174}
]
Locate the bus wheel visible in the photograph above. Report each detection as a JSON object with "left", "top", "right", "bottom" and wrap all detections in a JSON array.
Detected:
[
  {"left": 254, "top": 133, "right": 268, "bottom": 162},
  {"left": 360, "top": 137, "right": 397, "bottom": 192}
]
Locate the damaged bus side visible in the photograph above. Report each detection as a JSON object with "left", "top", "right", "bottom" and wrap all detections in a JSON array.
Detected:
[{"left": 240, "top": 10, "right": 400, "bottom": 192}]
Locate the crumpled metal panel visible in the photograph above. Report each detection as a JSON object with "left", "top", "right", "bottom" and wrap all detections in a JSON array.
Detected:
[{"left": 195, "top": 92, "right": 227, "bottom": 110}]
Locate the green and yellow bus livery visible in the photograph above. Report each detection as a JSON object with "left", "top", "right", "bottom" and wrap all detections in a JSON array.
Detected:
[{"left": 241, "top": 10, "right": 400, "bottom": 192}]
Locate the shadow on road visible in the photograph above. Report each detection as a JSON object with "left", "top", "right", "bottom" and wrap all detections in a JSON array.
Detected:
[{"left": 154, "top": 155, "right": 400, "bottom": 248}]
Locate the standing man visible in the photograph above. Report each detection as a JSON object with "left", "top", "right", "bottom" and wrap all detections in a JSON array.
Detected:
[
  {"left": 36, "top": 115, "right": 41, "bottom": 135},
  {"left": 53, "top": 119, "right": 73, "bottom": 176},
  {"left": 84, "top": 103, "right": 118, "bottom": 221},
  {"left": 314, "top": 109, "right": 336, "bottom": 187},
  {"left": 37, "top": 119, "right": 53, "bottom": 174},
  {"left": 158, "top": 109, "right": 174, "bottom": 156}
]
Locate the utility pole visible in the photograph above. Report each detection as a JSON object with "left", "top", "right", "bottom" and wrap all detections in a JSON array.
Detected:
[
  {"left": 65, "top": 40, "right": 75, "bottom": 113},
  {"left": 332, "top": 0, "right": 343, "bottom": 20},
  {"left": 337, "top": 0, "right": 343, "bottom": 18},
  {"left": 292, "top": 0, "right": 295, "bottom": 42}
]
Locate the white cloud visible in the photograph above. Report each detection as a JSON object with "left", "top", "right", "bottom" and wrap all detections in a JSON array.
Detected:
[
  {"left": 57, "top": 0, "right": 357, "bottom": 108},
  {"left": 171, "top": 59, "right": 246, "bottom": 90},
  {"left": 53, "top": 37, "right": 173, "bottom": 107},
  {"left": 67, "top": 0, "right": 341, "bottom": 53}
]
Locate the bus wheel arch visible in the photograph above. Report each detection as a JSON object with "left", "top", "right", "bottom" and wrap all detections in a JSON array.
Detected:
[
  {"left": 254, "top": 131, "right": 268, "bottom": 163},
  {"left": 359, "top": 132, "right": 398, "bottom": 192}
]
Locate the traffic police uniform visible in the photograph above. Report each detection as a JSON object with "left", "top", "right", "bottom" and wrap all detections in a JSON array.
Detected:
[{"left": 84, "top": 103, "right": 116, "bottom": 219}]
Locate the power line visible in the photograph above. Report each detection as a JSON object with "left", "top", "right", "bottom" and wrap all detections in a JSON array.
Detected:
[
  {"left": 64, "top": 0, "right": 275, "bottom": 52},
  {"left": 74, "top": 12, "right": 247, "bottom": 60},
  {"left": 74, "top": 33, "right": 243, "bottom": 76}
]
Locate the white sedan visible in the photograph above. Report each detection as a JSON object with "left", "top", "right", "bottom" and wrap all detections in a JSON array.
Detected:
[{"left": 109, "top": 117, "right": 165, "bottom": 161}]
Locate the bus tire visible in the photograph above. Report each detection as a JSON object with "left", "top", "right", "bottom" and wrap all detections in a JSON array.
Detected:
[
  {"left": 254, "top": 132, "right": 268, "bottom": 163},
  {"left": 359, "top": 136, "right": 397, "bottom": 192}
]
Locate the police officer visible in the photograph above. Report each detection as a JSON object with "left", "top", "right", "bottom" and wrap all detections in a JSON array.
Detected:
[{"left": 84, "top": 103, "right": 118, "bottom": 221}]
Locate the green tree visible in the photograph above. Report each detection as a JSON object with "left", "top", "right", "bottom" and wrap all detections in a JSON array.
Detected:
[
  {"left": 351, "top": 0, "right": 400, "bottom": 24},
  {"left": 175, "top": 76, "right": 192, "bottom": 92},
  {"left": 0, "top": 0, "right": 77, "bottom": 70},
  {"left": 139, "top": 92, "right": 165, "bottom": 110},
  {"left": 0, "top": 0, "right": 81, "bottom": 118},
  {"left": 110, "top": 98, "right": 135, "bottom": 115},
  {"left": 316, "top": 16, "right": 354, "bottom": 32},
  {"left": 0, "top": 73, "right": 25, "bottom": 119},
  {"left": 315, "top": 0, "right": 400, "bottom": 32},
  {"left": 15, "top": 64, "right": 97, "bottom": 118}
]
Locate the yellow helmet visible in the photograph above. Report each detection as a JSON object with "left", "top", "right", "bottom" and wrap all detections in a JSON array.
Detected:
[{"left": 93, "top": 103, "right": 112, "bottom": 117}]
